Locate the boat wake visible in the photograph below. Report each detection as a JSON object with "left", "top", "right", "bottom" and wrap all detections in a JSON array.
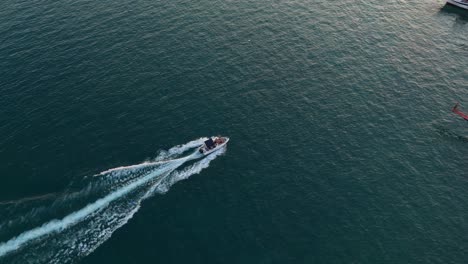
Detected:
[{"left": 0, "top": 138, "right": 226, "bottom": 264}]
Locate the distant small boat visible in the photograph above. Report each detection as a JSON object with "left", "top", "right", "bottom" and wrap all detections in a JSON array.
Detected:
[
  {"left": 447, "top": 0, "right": 468, "bottom": 10},
  {"left": 199, "top": 136, "right": 229, "bottom": 155},
  {"left": 452, "top": 103, "right": 468, "bottom": 121}
]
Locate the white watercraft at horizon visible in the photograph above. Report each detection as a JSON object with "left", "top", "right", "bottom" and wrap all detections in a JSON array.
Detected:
[
  {"left": 199, "top": 136, "right": 229, "bottom": 155},
  {"left": 447, "top": 0, "right": 468, "bottom": 10}
]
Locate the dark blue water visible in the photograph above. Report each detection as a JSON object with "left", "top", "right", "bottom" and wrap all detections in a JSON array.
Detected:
[{"left": 0, "top": 0, "right": 467, "bottom": 263}]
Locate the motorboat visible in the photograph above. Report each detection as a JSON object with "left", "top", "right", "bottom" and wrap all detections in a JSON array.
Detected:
[
  {"left": 199, "top": 136, "right": 229, "bottom": 155},
  {"left": 447, "top": 0, "right": 468, "bottom": 10}
]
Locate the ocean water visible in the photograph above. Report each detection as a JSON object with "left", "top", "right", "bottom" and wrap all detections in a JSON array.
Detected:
[{"left": 0, "top": 0, "right": 467, "bottom": 263}]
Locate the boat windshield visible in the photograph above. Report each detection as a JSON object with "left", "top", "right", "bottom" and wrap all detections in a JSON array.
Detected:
[{"left": 204, "top": 138, "right": 215, "bottom": 149}]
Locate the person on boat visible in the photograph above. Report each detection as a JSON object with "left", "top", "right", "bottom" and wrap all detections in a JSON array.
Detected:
[{"left": 452, "top": 102, "right": 468, "bottom": 121}]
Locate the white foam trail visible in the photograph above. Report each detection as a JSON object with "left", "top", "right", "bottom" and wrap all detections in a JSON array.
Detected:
[
  {"left": 0, "top": 154, "right": 192, "bottom": 257},
  {"left": 0, "top": 193, "right": 57, "bottom": 205},
  {"left": 96, "top": 138, "right": 206, "bottom": 176},
  {"left": 97, "top": 155, "right": 192, "bottom": 176},
  {"left": 97, "top": 161, "right": 161, "bottom": 176},
  {"left": 0, "top": 137, "right": 227, "bottom": 262},
  {"left": 154, "top": 137, "right": 207, "bottom": 161},
  {"left": 78, "top": 150, "right": 225, "bottom": 259},
  {"left": 153, "top": 147, "right": 226, "bottom": 195}
]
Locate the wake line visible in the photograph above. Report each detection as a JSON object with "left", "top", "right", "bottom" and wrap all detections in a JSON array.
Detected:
[
  {"left": 152, "top": 147, "right": 226, "bottom": 195},
  {"left": 0, "top": 192, "right": 58, "bottom": 205},
  {"left": 96, "top": 138, "right": 207, "bottom": 176},
  {"left": 97, "top": 154, "right": 195, "bottom": 176},
  {"left": 0, "top": 153, "right": 196, "bottom": 257}
]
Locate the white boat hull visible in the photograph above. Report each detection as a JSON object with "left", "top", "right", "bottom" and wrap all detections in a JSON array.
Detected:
[
  {"left": 199, "top": 137, "right": 229, "bottom": 155},
  {"left": 447, "top": 0, "right": 468, "bottom": 10}
]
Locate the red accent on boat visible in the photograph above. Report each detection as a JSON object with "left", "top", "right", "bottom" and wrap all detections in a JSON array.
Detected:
[{"left": 452, "top": 103, "right": 468, "bottom": 120}]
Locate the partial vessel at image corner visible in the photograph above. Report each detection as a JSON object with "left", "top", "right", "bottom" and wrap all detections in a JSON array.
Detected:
[{"left": 447, "top": 0, "right": 468, "bottom": 10}]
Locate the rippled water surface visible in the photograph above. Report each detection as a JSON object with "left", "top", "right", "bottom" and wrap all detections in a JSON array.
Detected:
[{"left": 0, "top": 0, "right": 467, "bottom": 263}]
